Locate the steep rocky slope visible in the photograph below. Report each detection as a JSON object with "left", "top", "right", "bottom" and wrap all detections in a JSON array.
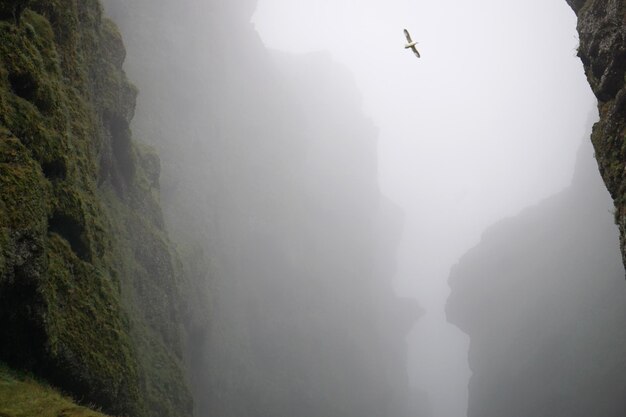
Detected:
[
  {"left": 567, "top": 0, "right": 626, "bottom": 268},
  {"left": 103, "top": 0, "right": 425, "bottom": 416},
  {"left": 447, "top": 139, "right": 626, "bottom": 417},
  {"left": 0, "top": 1, "right": 191, "bottom": 416}
]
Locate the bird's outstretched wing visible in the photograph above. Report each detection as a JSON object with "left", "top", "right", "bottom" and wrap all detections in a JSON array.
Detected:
[
  {"left": 404, "top": 29, "right": 413, "bottom": 43},
  {"left": 411, "top": 46, "right": 421, "bottom": 58}
]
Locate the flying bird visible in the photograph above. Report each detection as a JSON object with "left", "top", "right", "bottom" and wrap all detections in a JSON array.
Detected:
[{"left": 404, "top": 29, "right": 421, "bottom": 58}]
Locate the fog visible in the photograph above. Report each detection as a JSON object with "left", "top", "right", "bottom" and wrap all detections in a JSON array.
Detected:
[
  {"left": 253, "top": 1, "right": 595, "bottom": 416},
  {"left": 98, "top": 0, "right": 622, "bottom": 416},
  {"left": 3, "top": 0, "right": 626, "bottom": 415}
]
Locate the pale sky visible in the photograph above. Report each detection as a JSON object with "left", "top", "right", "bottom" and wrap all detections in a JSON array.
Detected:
[{"left": 252, "top": 1, "right": 595, "bottom": 415}]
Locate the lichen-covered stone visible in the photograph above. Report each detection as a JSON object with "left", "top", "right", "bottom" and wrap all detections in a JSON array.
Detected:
[{"left": 568, "top": 0, "right": 626, "bottom": 270}]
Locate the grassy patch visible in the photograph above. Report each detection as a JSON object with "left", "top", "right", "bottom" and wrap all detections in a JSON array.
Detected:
[{"left": 0, "top": 363, "right": 110, "bottom": 417}]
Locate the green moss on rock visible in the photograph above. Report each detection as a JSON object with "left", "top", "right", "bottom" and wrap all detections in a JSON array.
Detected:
[{"left": 0, "top": 2, "right": 191, "bottom": 416}]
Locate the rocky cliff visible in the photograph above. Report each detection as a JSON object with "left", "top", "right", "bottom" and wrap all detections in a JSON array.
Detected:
[
  {"left": 567, "top": 0, "right": 626, "bottom": 268},
  {"left": 447, "top": 138, "right": 626, "bottom": 417},
  {"left": 102, "top": 0, "right": 424, "bottom": 416},
  {"left": 0, "top": 1, "right": 191, "bottom": 416},
  {"left": 0, "top": 0, "right": 425, "bottom": 415}
]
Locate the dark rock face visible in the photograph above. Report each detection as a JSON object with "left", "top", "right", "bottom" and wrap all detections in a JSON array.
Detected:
[
  {"left": 0, "top": 1, "right": 191, "bottom": 416},
  {"left": 569, "top": 0, "right": 626, "bottom": 268},
  {"left": 447, "top": 140, "right": 626, "bottom": 417}
]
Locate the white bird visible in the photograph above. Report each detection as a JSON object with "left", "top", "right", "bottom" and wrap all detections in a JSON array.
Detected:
[{"left": 404, "top": 29, "right": 421, "bottom": 58}]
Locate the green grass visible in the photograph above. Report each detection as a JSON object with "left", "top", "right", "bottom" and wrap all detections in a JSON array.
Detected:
[{"left": 0, "top": 364, "right": 111, "bottom": 417}]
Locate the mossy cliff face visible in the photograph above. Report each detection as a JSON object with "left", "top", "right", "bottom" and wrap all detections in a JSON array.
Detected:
[
  {"left": 0, "top": 1, "right": 191, "bottom": 416},
  {"left": 567, "top": 0, "right": 626, "bottom": 268}
]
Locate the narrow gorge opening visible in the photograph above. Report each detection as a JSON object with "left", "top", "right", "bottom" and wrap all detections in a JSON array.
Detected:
[{"left": 252, "top": 1, "right": 600, "bottom": 416}]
